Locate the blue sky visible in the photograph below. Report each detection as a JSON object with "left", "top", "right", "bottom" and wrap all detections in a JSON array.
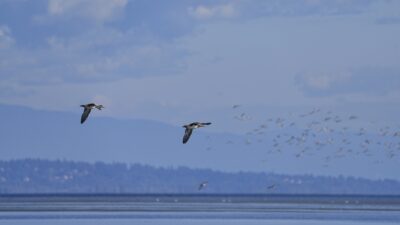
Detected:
[{"left": 1, "top": 0, "right": 400, "bottom": 179}]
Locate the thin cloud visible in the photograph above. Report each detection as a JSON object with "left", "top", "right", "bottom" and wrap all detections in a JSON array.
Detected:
[
  {"left": 47, "top": 0, "right": 128, "bottom": 23},
  {"left": 188, "top": 4, "right": 236, "bottom": 20},
  {"left": 296, "top": 68, "right": 400, "bottom": 97},
  {"left": 230, "top": 0, "right": 374, "bottom": 19},
  {"left": 0, "top": 34, "right": 188, "bottom": 85},
  {"left": 0, "top": 25, "right": 14, "bottom": 48},
  {"left": 376, "top": 17, "right": 400, "bottom": 25}
]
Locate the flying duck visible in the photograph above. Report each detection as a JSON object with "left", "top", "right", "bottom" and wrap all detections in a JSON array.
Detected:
[
  {"left": 182, "top": 122, "right": 211, "bottom": 144},
  {"left": 80, "top": 103, "right": 104, "bottom": 124}
]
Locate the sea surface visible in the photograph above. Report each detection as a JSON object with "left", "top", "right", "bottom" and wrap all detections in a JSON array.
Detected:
[{"left": 0, "top": 194, "right": 399, "bottom": 225}]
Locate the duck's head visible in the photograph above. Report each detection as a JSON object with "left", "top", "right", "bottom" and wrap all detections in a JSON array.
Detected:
[{"left": 95, "top": 105, "right": 104, "bottom": 110}]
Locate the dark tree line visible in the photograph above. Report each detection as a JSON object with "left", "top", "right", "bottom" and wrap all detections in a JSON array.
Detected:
[{"left": 0, "top": 159, "right": 398, "bottom": 194}]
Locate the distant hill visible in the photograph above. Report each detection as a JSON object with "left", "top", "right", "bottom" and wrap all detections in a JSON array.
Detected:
[
  {"left": 0, "top": 159, "right": 399, "bottom": 194},
  {"left": 0, "top": 103, "right": 399, "bottom": 180},
  {"left": 0, "top": 104, "right": 250, "bottom": 170}
]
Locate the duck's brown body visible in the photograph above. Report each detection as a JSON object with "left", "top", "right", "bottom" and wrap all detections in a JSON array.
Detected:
[
  {"left": 80, "top": 103, "right": 104, "bottom": 124},
  {"left": 182, "top": 122, "right": 211, "bottom": 144}
]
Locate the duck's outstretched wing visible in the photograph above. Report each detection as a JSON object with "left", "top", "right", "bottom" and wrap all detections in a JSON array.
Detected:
[
  {"left": 183, "top": 128, "right": 193, "bottom": 144},
  {"left": 81, "top": 108, "right": 92, "bottom": 124}
]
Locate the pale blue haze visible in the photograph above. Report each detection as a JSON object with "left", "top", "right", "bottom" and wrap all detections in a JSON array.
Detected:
[{"left": 0, "top": 1, "right": 399, "bottom": 180}]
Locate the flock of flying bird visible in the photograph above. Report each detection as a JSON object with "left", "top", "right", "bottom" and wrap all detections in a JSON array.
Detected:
[
  {"left": 229, "top": 106, "right": 400, "bottom": 166},
  {"left": 80, "top": 102, "right": 400, "bottom": 191}
]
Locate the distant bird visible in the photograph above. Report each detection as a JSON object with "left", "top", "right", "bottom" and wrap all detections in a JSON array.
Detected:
[
  {"left": 349, "top": 115, "right": 358, "bottom": 120},
  {"left": 182, "top": 122, "right": 212, "bottom": 144},
  {"left": 232, "top": 104, "right": 241, "bottom": 109},
  {"left": 198, "top": 181, "right": 208, "bottom": 190},
  {"left": 267, "top": 184, "right": 276, "bottom": 190},
  {"left": 234, "top": 113, "right": 252, "bottom": 121},
  {"left": 226, "top": 140, "right": 234, "bottom": 144},
  {"left": 80, "top": 103, "right": 104, "bottom": 124}
]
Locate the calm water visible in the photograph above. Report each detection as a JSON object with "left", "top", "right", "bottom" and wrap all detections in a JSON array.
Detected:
[{"left": 0, "top": 194, "right": 399, "bottom": 225}]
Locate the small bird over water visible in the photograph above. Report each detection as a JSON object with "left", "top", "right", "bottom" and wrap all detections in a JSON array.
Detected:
[
  {"left": 198, "top": 181, "right": 208, "bottom": 190},
  {"left": 182, "top": 122, "right": 212, "bottom": 144},
  {"left": 80, "top": 103, "right": 104, "bottom": 124}
]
